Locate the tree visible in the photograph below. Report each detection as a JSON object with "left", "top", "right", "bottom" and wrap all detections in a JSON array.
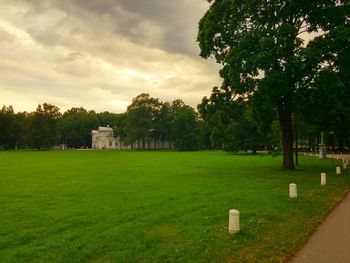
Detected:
[
  {"left": 172, "top": 106, "right": 199, "bottom": 151},
  {"left": 198, "top": 88, "right": 268, "bottom": 152},
  {"left": 198, "top": 0, "right": 350, "bottom": 169},
  {"left": 59, "top": 107, "right": 98, "bottom": 148},
  {"left": 198, "top": 86, "right": 239, "bottom": 149},
  {"left": 112, "top": 113, "right": 127, "bottom": 149},
  {"left": 0, "top": 106, "right": 16, "bottom": 149},
  {"left": 13, "top": 111, "right": 29, "bottom": 149},
  {"left": 224, "top": 107, "right": 264, "bottom": 153},
  {"left": 155, "top": 102, "right": 173, "bottom": 148},
  {"left": 31, "top": 103, "right": 61, "bottom": 149},
  {"left": 299, "top": 69, "right": 350, "bottom": 152},
  {"left": 125, "top": 94, "right": 162, "bottom": 149}
]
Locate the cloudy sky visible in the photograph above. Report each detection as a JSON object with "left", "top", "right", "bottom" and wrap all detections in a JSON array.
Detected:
[{"left": 0, "top": 0, "right": 220, "bottom": 113}]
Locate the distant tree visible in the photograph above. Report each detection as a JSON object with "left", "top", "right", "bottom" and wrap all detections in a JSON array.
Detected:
[
  {"left": 13, "top": 111, "right": 29, "bottom": 149},
  {"left": 0, "top": 105, "right": 16, "bottom": 149},
  {"left": 96, "top": 111, "right": 120, "bottom": 127},
  {"left": 299, "top": 69, "right": 350, "bottom": 152},
  {"left": 154, "top": 102, "right": 172, "bottom": 148},
  {"left": 198, "top": 88, "right": 268, "bottom": 153},
  {"left": 224, "top": 108, "right": 264, "bottom": 153},
  {"left": 113, "top": 113, "right": 127, "bottom": 149},
  {"left": 198, "top": 87, "right": 242, "bottom": 149},
  {"left": 125, "top": 94, "right": 162, "bottom": 149},
  {"left": 31, "top": 103, "right": 61, "bottom": 149},
  {"left": 60, "top": 107, "right": 94, "bottom": 148},
  {"left": 197, "top": 120, "right": 211, "bottom": 150},
  {"left": 172, "top": 105, "right": 199, "bottom": 151}
]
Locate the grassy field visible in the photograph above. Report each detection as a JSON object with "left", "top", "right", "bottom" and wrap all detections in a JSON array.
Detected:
[{"left": 0, "top": 151, "right": 349, "bottom": 262}]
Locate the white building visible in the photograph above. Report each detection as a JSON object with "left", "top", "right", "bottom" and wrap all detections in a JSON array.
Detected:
[
  {"left": 91, "top": 126, "right": 172, "bottom": 150},
  {"left": 91, "top": 126, "right": 118, "bottom": 149}
]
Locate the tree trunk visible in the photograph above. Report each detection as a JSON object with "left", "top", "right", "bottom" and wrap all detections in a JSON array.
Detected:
[
  {"left": 278, "top": 104, "right": 294, "bottom": 169},
  {"left": 168, "top": 138, "right": 172, "bottom": 149},
  {"left": 154, "top": 138, "right": 159, "bottom": 150},
  {"left": 338, "top": 133, "right": 344, "bottom": 153}
]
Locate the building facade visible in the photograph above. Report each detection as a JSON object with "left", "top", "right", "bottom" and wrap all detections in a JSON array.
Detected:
[
  {"left": 91, "top": 126, "right": 118, "bottom": 149},
  {"left": 91, "top": 126, "right": 171, "bottom": 150}
]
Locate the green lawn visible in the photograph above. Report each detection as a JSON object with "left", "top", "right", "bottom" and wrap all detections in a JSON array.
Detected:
[{"left": 0, "top": 151, "right": 349, "bottom": 262}]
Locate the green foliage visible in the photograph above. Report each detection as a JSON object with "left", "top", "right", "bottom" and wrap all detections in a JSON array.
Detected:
[
  {"left": 224, "top": 116, "right": 263, "bottom": 153},
  {"left": 172, "top": 106, "right": 199, "bottom": 151},
  {"left": 30, "top": 103, "right": 61, "bottom": 149},
  {"left": 113, "top": 113, "right": 128, "bottom": 147},
  {"left": 123, "top": 95, "right": 207, "bottom": 150},
  {"left": 0, "top": 94, "right": 210, "bottom": 151},
  {"left": 198, "top": 87, "right": 268, "bottom": 152},
  {"left": 125, "top": 93, "right": 162, "bottom": 148},
  {"left": 0, "top": 106, "right": 16, "bottom": 149},
  {"left": 60, "top": 107, "right": 95, "bottom": 148}
]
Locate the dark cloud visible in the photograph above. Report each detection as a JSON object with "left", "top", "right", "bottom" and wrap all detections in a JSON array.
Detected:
[
  {"left": 115, "top": 0, "right": 208, "bottom": 55},
  {"left": 21, "top": 0, "right": 208, "bottom": 56}
]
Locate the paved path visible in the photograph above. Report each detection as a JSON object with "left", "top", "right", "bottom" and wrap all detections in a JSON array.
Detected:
[
  {"left": 291, "top": 192, "right": 350, "bottom": 263},
  {"left": 327, "top": 154, "right": 350, "bottom": 162},
  {"left": 301, "top": 152, "right": 350, "bottom": 162}
]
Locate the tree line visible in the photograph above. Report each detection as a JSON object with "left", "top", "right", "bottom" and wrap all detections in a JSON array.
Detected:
[
  {"left": 197, "top": 85, "right": 350, "bottom": 154},
  {"left": 2, "top": 88, "right": 347, "bottom": 153},
  {"left": 0, "top": 94, "right": 209, "bottom": 151}
]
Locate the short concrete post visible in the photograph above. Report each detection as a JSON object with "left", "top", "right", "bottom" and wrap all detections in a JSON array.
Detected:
[
  {"left": 289, "top": 183, "right": 297, "bottom": 198},
  {"left": 336, "top": 167, "right": 341, "bottom": 175},
  {"left": 229, "top": 209, "right": 240, "bottom": 234},
  {"left": 321, "top": 173, "right": 326, "bottom": 186}
]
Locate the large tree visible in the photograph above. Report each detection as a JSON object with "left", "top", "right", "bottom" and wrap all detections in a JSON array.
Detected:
[
  {"left": 125, "top": 94, "right": 162, "bottom": 149},
  {"left": 198, "top": 0, "right": 350, "bottom": 169}
]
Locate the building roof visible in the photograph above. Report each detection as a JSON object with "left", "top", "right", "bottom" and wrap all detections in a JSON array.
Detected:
[{"left": 98, "top": 126, "right": 113, "bottom": 132}]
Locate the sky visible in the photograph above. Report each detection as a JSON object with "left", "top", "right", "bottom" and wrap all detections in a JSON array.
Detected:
[{"left": 0, "top": 0, "right": 221, "bottom": 113}]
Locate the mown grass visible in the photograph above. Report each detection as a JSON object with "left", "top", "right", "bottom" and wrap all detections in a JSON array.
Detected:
[{"left": 0, "top": 151, "right": 349, "bottom": 262}]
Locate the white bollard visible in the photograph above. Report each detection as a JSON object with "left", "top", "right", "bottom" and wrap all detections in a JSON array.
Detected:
[
  {"left": 321, "top": 173, "right": 326, "bottom": 186},
  {"left": 336, "top": 167, "right": 341, "bottom": 175},
  {"left": 229, "top": 209, "right": 240, "bottom": 234},
  {"left": 289, "top": 183, "right": 297, "bottom": 198}
]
